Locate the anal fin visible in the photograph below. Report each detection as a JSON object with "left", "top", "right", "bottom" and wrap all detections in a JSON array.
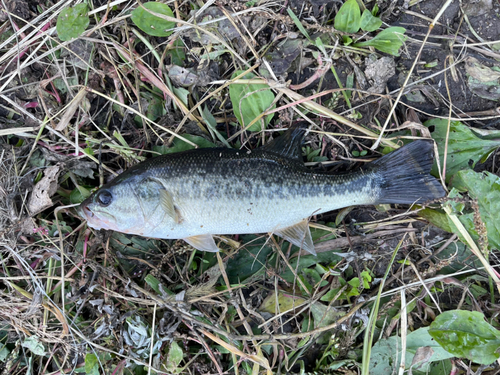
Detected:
[
  {"left": 275, "top": 220, "right": 316, "bottom": 255},
  {"left": 184, "top": 234, "right": 219, "bottom": 252}
]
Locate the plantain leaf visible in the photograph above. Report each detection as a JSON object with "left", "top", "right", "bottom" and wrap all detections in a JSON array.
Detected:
[
  {"left": 131, "top": 2, "right": 175, "bottom": 37},
  {"left": 429, "top": 310, "right": 500, "bottom": 365},
  {"left": 334, "top": 0, "right": 361, "bottom": 33},
  {"left": 353, "top": 27, "right": 407, "bottom": 56},
  {"left": 360, "top": 9, "right": 382, "bottom": 32},
  {"left": 370, "top": 327, "right": 454, "bottom": 374},
  {"left": 451, "top": 169, "right": 500, "bottom": 250},
  {"left": 56, "top": 4, "right": 90, "bottom": 41},
  {"left": 229, "top": 71, "right": 276, "bottom": 132},
  {"left": 425, "top": 118, "right": 500, "bottom": 181}
]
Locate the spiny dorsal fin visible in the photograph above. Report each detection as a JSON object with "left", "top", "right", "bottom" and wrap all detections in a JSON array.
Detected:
[
  {"left": 261, "top": 123, "right": 308, "bottom": 160},
  {"left": 275, "top": 219, "right": 316, "bottom": 255},
  {"left": 184, "top": 234, "right": 219, "bottom": 252}
]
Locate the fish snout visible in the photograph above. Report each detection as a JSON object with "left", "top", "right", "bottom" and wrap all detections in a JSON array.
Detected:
[{"left": 77, "top": 202, "right": 94, "bottom": 220}]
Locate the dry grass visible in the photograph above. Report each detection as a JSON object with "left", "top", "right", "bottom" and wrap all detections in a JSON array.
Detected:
[{"left": 0, "top": 0, "right": 499, "bottom": 374}]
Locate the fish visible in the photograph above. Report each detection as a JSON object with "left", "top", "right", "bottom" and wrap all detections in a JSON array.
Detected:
[{"left": 77, "top": 125, "right": 446, "bottom": 255}]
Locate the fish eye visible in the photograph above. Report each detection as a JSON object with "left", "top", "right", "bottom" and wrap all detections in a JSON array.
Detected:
[{"left": 97, "top": 190, "right": 113, "bottom": 207}]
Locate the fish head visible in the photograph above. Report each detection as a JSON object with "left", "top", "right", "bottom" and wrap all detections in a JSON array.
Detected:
[{"left": 78, "top": 180, "right": 149, "bottom": 234}]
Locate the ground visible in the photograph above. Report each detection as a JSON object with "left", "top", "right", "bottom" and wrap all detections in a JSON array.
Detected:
[{"left": 0, "top": 0, "right": 499, "bottom": 374}]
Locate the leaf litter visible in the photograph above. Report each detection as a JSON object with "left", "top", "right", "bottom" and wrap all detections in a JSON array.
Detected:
[{"left": 0, "top": 0, "right": 499, "bottom": 373}]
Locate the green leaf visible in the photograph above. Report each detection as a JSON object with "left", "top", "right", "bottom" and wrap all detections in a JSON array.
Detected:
[
  {"left": 229, "top": 71, "right": 276, "bottom": 132},
  {"left": 282, "top": 251, "right": 343, "bottom": 284},
  {"left": 84, "top": 353, "right": 100, "bottom": 375},
  {"left": 419, "top": 208, "right": 453, "bottom": 233},
  {"left": 370, "top": 327, "right": 454, "bottom": 374},
  {"left": 152, "top": 134, "right": 216, "bottom": 155},
  {"left": 0, "top": 346, "right": 9, "bottom": 362},
  {"left": 334, "top": 0, "right": 361, "bottom": 33},
  {"left": 56, "top": 4, "right": 90, "bottom": 42},
  {"left": 226, "top": 235, "right": 273, "bottom": 283},
  {"left": 144, "top": 274, "right": 173, "bottom": 295},
  {"left": 451, "top": 169, "right": 500, "bottom": 250},
  {"left": 360, "top": 9, "right": 382, "bottom": 32},
  {"left": 287, "top": 8, "right": 312, "bottom": 41},
  {"left": 173, "top": 87, "right": 189, "bottom": 106},
  {"left": 166, "top": 39, "right": 186, "bottom": 66},
  {"left": 21, "top": 336, "right": 46, "bottom": 356},
  {"left": 260, "top": 290, "right": 306, "bottom": 314},
  {"left": 146, "top": 95, "right": 166, "bottom": 121},
  {"left": 131, "top": 2, "right": 175, "bottom": 37},
  {"left": 353, "top": 27, "right": 407, "bottom": 56},
  {"left": 424, "top": 118, "right": 500, "bottom": 181},
  {"left": 429, "top": 310, "right": 500, "bottom": 365},
  {"left": 69, "top": 185, "right": 91, "bottom": 204},
  {"left": 165, "top": 341, "right": 183, "bottom": 371}
]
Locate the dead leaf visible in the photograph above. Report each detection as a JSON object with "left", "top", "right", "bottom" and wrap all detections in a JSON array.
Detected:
[
  {"left": 410, "top": 346, "right": 434, "bottom": 372},
  {"left": 465, "top": 57, "right": 500, "bottom": 100},
  {"left": 365, "top": 55, "right": 396, "bottom": 93},
  {"left": 28, "top": 164, "right": 61, "bottom": 215}
]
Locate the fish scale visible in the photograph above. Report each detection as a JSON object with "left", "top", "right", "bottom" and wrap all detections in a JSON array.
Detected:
[{"left": 78, "top": 125, "right": 445, "bottom": 255}]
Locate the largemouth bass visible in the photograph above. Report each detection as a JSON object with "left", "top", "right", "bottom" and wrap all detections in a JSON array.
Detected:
[{"left": 78, "top": 125, "right": 445, "bottom": 255}]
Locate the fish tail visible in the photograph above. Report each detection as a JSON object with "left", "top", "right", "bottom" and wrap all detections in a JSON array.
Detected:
[{"left": 372, "top": 140, "right": 446, "bottom": 204}]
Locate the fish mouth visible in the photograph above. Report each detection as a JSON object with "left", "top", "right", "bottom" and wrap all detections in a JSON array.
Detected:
[
  {"left": 78, "top": 203, "right": 115, "bottom": 231},
  {"left": 77, "top": 203, "right": 94, "bottom": 220}
]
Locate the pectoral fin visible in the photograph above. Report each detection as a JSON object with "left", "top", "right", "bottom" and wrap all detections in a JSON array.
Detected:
[
  {"left": 275, "top": 220, "right": 316, "bottom": 255},
  {"left": 159, "top": 189, "right": 180, "bottom": 224},
  {"left": 184, "top": 234, "right": 219, "bottom": 252}
]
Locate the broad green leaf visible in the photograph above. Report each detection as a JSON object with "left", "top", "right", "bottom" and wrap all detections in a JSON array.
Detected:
[
  {"left": 226, "top": 235, "right": 273, "bottom": 283},
  {"left": 152, "top": 134, "right": 216, "bottom": 155},
  {"left": 429, "top": 310, "right": 500, "bottom": 365},
  {"left": 229, "top": 71, "right": 275, "bottom": 132},
  {"left": 334, "top": 0, "right": 361, "bottom": 33},
  {"left": 424, "top": 118, "right": 500, "bottom": 181},
  {"left": 419, "top": 208, "right": 453, "bottom": 233},
  {"left": 165, "top": 341, "right": 183, "bottom": 371},
  {"left": 0, "top": 346, "right": 9, "bottom": 362},
  {"left": 146, "top": 95, "right": 166, "bottom": 121},
  {"left": 360, "top": 9, "right": 382, "bottom": 32},
  {"left": 56, "top": 4, "right": 90, "bottom": 42},
  {"left": 451, "top": 169, "right": 500, "bottom": 250},
  {"left": 310, "top": 302, "right": 344, "bottom": 329},
  {"left": 419, "top": 186, "right": 498, "bottom": 251},
  {"left": 406, "top": 327, "right": 455, "bottom": 371},
  {"left": 370, "top": 327, "right": 454, "bottom": 374},
  {"left": 173, "top": 87, "right": 189, "bottom": 105},
  {"left": 131, "top": 2, "right": 175, "bottom": 37},
  {"left": 260, "top": 290, "right": 306, "bottom": 314},
  {"left": 281, "top": 251, "right": 343, "bottom": 283},
  {"left": 84, "top": 353, "right": 100, "bottom": 375},
  {"left": 353, "top": 27, "right": 407, "bottom": 56},
  {"left": 166, "top": 39, "right": 186, "bottom": 66}
]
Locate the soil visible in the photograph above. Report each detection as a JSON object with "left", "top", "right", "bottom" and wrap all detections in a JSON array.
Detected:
[{"left": 1, "top": 0, "right": 499, "bottom": 373}]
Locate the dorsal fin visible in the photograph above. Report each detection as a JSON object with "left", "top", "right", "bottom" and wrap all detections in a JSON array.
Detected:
[{"left": 261, "top": 123, "right": 308, "bottom": 160}]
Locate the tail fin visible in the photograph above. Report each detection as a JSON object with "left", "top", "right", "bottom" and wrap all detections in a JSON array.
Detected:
[{"left": 372, "top": 140, "right": 446, "bottom": 204}]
